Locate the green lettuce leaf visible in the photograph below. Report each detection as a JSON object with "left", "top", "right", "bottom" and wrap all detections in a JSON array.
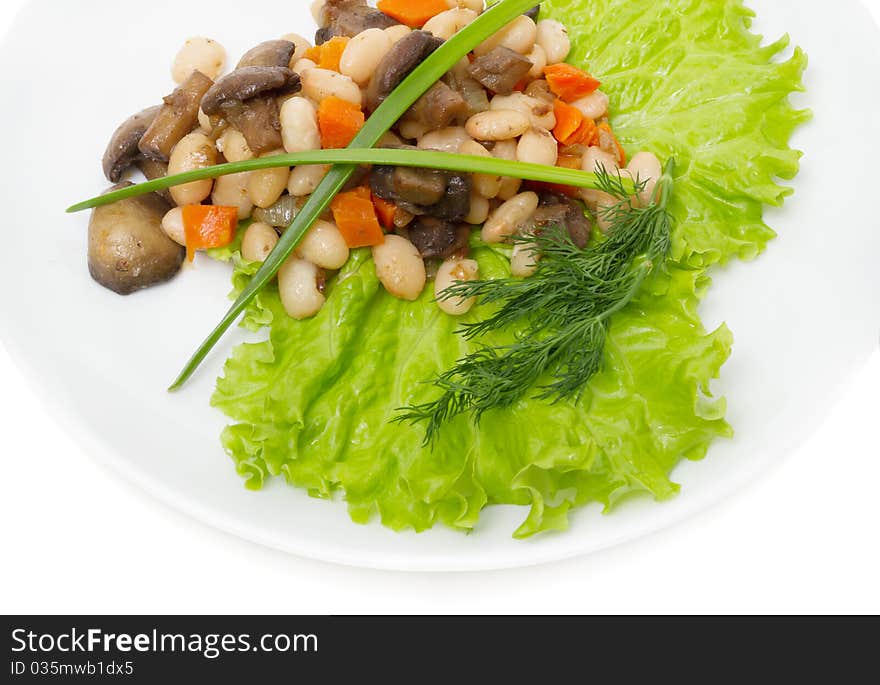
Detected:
[{"left": 211, "top": 0, "right": 807, "bottom": 537}]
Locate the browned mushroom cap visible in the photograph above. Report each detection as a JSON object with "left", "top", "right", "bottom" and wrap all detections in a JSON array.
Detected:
[
  {"left": 139, "top": 71, "right": 214, "bottom": 163},
  {"left": 408, "top": 218, "right": 470, "bottom": 259},
  {"left": 407, "top": 82, "right": 468, "bottom": 130},
  {"left": 366, "top": 31, "right": 443, "bottom": 112},
  {"left": 88, "top": 183, "right": 184, "bottom": 295},
  {"left": 371, "top": 163, "right": 472, "bottom": 222},
  {"left": 102, "top": 106, "right": 161, "bottom": 182},
  {"left": 316, "top": 0, "right": 398, "bottom": 44},
  {"left": 237, "top": 40, "right": 297, "bottom": 69},
  {"left": 469, "top": 47, "right": 533, "bottom": 95},
  {"left": 200, "top": 66, "right": 300, "bottom": 116}
]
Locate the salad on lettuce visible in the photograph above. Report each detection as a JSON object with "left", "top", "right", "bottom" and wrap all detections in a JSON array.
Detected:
[{"left": 74, "top": 0, "right": 808, "bottom": 538}]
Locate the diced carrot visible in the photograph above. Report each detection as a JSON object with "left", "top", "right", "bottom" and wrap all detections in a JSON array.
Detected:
[
  {"left": 331, "top": 187, "right": 386, "bottom": 248},
  {"left": 317, "top": 96, "right": 365, "bottom": 149},
  {"left": 303, "top": 45, "right": 322, "bottom": 63},
  {"left": 597, "top": 122, "right": 626, "bottom": 166},
  {"left": 317, "top": 37, "right": 350, "bottom": 72},
  {"left": 182, "top": 205, "right": 239, "bottom": 262},
  {"left": 377, "top": 0, "right": 449, "bottom": 28},
  {"left": 372, "top": 194, "right": 398, "bottom": 230},
  {"left": 552, "top": 99, "right": 583, "bottom": 145},
  {"left": 571, "top": 116, "right": 598, "bottom": 147},
  {"left": 544, "top": 63, "right": 601, "bottom": 102}
]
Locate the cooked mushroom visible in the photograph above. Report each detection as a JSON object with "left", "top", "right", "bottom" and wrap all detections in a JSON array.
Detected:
[
  {"left": 135, "top": 158, "right": 172, "bottom": 204},
  {"left": 102, "top": 106, "right": 161, "bottom": 182},
  {"left": 88, "top": 183, "right": 184, "bottom": 295},
  {"left": 443, "top": 60, "right": 491, "bottom": 118},
  {"left": 315, "top": 0, "right": 398, "bottom": 44},
  {"left": 407, "top": 82, "right": 469, "bottom": 130},
  {"left": 530, "top": 193, "right": 592, "bottom": 249},
  {"left": 201, "top": 66, "right": 300, "bottom": 114},
  {"left": 371, "top": 164, "right": 472, "bottom": 222},
  {"left": 525, "top": 5, "right": 541, "bottom": 21},
  {"left": 200, "top": 67, "right": 301, "bottom": 154},
  {"left": 366, "top": 30, "right": 443, "bottom": 112},
  {"left": 138, "top": 71, "right": 214, "bottom": 162},
  {"left": 237, "top": 40, "right": 297, "bottom": 69},
  {"left": 469, "top": 47, "right": 533, "bottom": 95},
  {"left": 408, "top": 218, "right": 470, "bottom": 259}
]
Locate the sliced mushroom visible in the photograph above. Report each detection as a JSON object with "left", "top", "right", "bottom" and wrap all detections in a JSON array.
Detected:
[
  {"left": 408, "top": 218, "right": 470, "bottom": 260},
  {"left": 469, "top": 47, "right": 533, "bottom": 95},
  {"left": 316, "top": 0, "right": 398, "bottom": 44},
  {"left": 237, "top": 40, "right": 297, "bottom": 69},
  {"left": 444, "top": 60, "right": 491, "bottom": 118},
  {"left": 102, "top": 106, "right": 161, "bottom": 182},
  {"left": 524, "top": 5, "right": 541, "bottom": 21},
  {"left": 371, "top": 164, "right": 472, "bottom": 222},
  {"left": 200, "top": 66, "right": 300, "bottom": 115},
  {"left": 407, "top": 82, "right": 468, "bottom": 130},
  {"left": 201, "top": 67, "right": 301, "bottom": 154},
  {"left": 530, "top": 193, "right": 592, "bottom": 249},
  {"left": 138, "top": 71, "right": 214, "bottom": 162},
  {"left": 135, "top": 158, "right": 172, "bottom": 204},
  {"left": 88, "top": 183, "right": 184, "bottom": 295},
  {"left": 366, "top": 30, "right": 443, "bottom": 112}
]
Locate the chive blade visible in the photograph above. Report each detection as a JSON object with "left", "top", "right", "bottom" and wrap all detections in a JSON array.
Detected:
[
  {"left": 67, "top": 150, "right": 626, "bottom": 213},
  {"left": 168, "top": 0, "right": 546, "bottom": 391}
]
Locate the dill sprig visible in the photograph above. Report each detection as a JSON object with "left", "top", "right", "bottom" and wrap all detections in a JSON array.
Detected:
[{"left": 396, "top": 159, "right": 676, "bottom": 445}]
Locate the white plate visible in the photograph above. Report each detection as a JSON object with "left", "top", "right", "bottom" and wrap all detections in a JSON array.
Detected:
[{"left": 0, "top": 0, "right": 878, "bottom": 572}]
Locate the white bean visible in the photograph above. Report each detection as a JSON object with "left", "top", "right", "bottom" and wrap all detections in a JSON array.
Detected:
[
  {"left": 625, "top": 151, "right": 662, "bottom": 206},
  {"left": 168, "top": 132, "right": 216, "bottom": 206},
  {"left": 171, "top": 37, "right": 226, "bottom": 84},
  {"left": 372, "top": 235, "right": 427, "bottom": 301},
  {"left": 212, "top": 172, "right": 254, "bottom": 220},
  {"left": 279, "top": 97, "right": 320, "bottom": 153},
  {"left": 445, "top": 0, "right": 484, "bottom": 10},
  {"left": 474, "top": 15, "right": 537, "bottom": 56},
  {"left": 490, "top": 92, "right": 556, "bottom": 130},
  {"left": 295, "top": 219, "right": 350, "bottom": 270},
  {"left": 419, "top": 126, "right": 473, "bottom": 153},
  {"left": 248, "top": 150, "right": 290, "bottom": 209},
  {"left": 482, "top": 191, "right": 539, "bottom": 243},
  {"left": 526, "top": 43, "right": 547, "bottom": 80},
  {"left": 288, "top": 164, "right": 330, "bottom": 196},
  {"left": 536, "top": 20, "right": 571, "bottom": 65},
  {"left": 301, "top": 68, "right": 362, "bottom": 106},
  {"left": 571, "top": 90, "right": 609, "bottom": 120},
  {"left": 593, "top": 193, "right": 618, "bottom": 234},
  {"left": 582, "top": 146, "right": 619, "bottom": 174},
  {"left": 423, "top": 8, "right": 478, "bottom": 40},
  {"left": 466, "top": 110, "right": 530, "bottom": 141},
  {"left": 280, "top": 33, "right": 312, "bottom": 67},
  {"left": 278, "top": 256, "right": 325, "bottom": 320},
  {"left": 241, "top": 222, "right": 279, "bottom": 263},
  {"left": 492, "top": 139, "right": 523, "bottom": 200},
  {"left": 217, "top": 128, "right": 254, "bottom": 163},
  {"left": 435, "top": 259, "right": 479, "bottom": 316},
  {"left": 384, "top": 25, "right": 412, "bottom": 45},
  {"left": 292, "top": 58, "right": 317, "bottom": 76},
  {"left": 399, "top": 118, "right": 430, "bottom": 141},
  {"left": 339, "top": 29, "right": 392, "bottom": 86},
  {"left": 511, "top": 239, "right": 540, "bottom": 277},
  {"left": 459, "top": 140, "right": 501, "bottom": 199},
  {"left": 517, "top": 127, "right": 558, "bottom": 167},
  {"left": 310, "top": 0, "right": 326, "bottom": 24},
  {"left": 197, "top": 107, "right": 212, "bottom": 134},
  {"left": 465, "top": 192, "right": 490, "bottom": 225},
  {"left": 161, "top": 207, "right": 186, "bottom": 246}
]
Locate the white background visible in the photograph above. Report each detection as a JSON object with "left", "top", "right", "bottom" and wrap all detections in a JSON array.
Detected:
[{"left": 1, "top": 1, "right": 878, "bottom": 615}]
